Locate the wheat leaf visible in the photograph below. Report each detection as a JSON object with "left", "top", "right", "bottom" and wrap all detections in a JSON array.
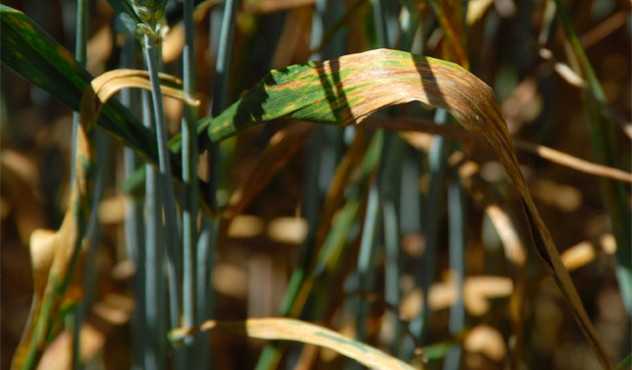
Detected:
[{"left": 202, "top": 48, "right": 611, "bottom": 368}]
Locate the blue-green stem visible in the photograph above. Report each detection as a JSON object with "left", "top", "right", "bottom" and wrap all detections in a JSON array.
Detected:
[
  {"left": 354, "top": 183, "right": 381, "bottom": 343},
  {"left": 383, "top": 199, "right": 403, "bottom": 353},
  {"left": 410, "top": 108, "right": 450, "bottom": 347},
  {"left": 70, "top": 0, "right": 88, "bottom": 185},
  {"left": 443, "top": 169, "right": 466, "bottom": 370},
  {"left": 211, "top": 0, "right": 238, "bottom": 115},
  {"left": 181, "top": 0, "right": 199, "bottom": 365},
  {"left": 197, "top": 0, "right": 239, "bottom": 367},
  {"left": 120, "top": 33, "right": 146, "bottom": 370},
  {"left": 142, "top": 33, "right": 183, "bottom": 368},
  {"left": 195, "top": 221, "right": 216, "bottom": 370},
  {"left": 142, "top": 90, "right": 166, "bottom": 370},
  {"left": 70, "top": 0, "right": 88, "bottom": 367},
  {"left": 378, "top": 132, "right": 406, "bottom": 357}
]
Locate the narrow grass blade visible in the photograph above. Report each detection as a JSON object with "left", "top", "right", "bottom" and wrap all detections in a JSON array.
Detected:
[
  {"left": 271, "top": 131, "right": 383, "bottom": 333},
  {"left": 382, "top": 198, "right": 403, "bottom": 354},
  {"left": 283, "top": 133, "right": 384, "bottom": 370},
  {"left": 170, "top": 318, "right": 419, "bottom": 370},
  {"left": 315, "top": 130, "right": 372, "bottom": 246}
]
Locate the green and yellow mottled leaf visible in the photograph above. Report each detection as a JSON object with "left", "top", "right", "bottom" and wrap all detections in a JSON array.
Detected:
[{"left": 202, "top": 48, "right": 611, "bottom": 368}]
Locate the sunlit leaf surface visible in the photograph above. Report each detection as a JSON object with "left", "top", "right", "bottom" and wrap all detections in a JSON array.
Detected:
[{"left": 200, "top": 48, "right": 611, "bottom": 367}]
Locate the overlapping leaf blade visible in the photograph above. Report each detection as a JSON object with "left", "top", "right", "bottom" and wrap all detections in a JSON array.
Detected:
[
  {"left": 1, "top": 6, "right": 158, "bottom": 173},
  {"left": 0, "top": 5, "right": 216, "bottom": 210}
]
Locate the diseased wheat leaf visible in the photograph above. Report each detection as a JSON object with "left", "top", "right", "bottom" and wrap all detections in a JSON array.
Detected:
[
  {"left": 12, "top": 67, "right": 195, "bottom": 370},
  {"left": 13, "top": 78, "right": 97, "bottom": 370},
  {"left": 201, "top": 48, "right": 611, "bottom": 368},
  {"left": 170, "top": 318, "right": 418, "bottom": 370}
]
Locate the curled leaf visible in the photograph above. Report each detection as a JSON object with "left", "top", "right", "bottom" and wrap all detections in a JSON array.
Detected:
[
  {"left": 89, "top": 69, "right": 200, "bottom": 107},
  {"left": 201, "top": 48, "right": 611, "bottom": 368}
]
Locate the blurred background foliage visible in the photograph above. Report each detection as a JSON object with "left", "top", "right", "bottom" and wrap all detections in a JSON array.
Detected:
[{"left": 1, "top": 0, "right": 631, "bottom": 369}]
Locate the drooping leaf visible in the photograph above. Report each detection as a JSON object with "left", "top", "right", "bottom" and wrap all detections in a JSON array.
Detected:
[
  {"left": 201, "top": 48, "right": 611, "bottom": 368},
  {"left": 169, "top": 318, "right": 418, "bottom": 370},
  {"left": 13, "top": 78, "right": 98, "bottom": 370}
]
